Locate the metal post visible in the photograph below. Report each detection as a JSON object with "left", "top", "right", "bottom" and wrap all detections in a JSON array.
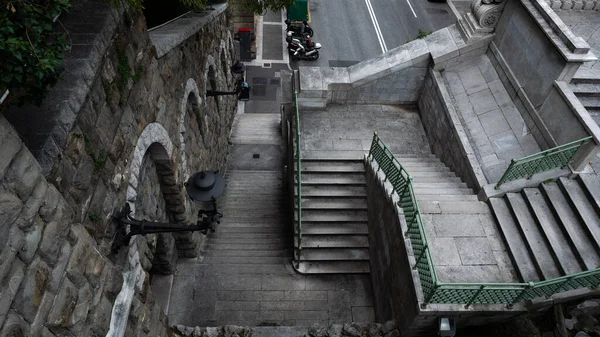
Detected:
[
  {"left": 464, "top": 285, "right": 485, "bottom": 309},
  {"left": 495, "top": 159, "right": 516, "bottom": 189}
]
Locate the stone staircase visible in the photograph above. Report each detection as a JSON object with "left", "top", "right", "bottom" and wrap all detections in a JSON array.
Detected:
[
  {"left": 570, "top": 68, "right": 600, "bottom": 118},
  {"left": 293, "top": 151, "right": 370, "bottom": 274},
  {"left": 489, "top": 174, "right": 600, "bottom": 282}
]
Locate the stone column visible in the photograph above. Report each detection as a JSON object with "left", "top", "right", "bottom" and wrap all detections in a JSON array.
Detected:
[{"left": 458, "top": 0, "right": 508, "bottom": 43}]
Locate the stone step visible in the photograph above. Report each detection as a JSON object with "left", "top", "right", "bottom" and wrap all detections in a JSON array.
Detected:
[
  {"left": 577, "top": 96, "right": 600, "bottom": 109},
  {"left": 299, "top": 222, "right": 369, "bottom": 235},
  {"left": 394, "top": 157, "right": 448, "bottom": 164},
  {"left": 415, "top": 194, "right": 479, "bottom": 202},
  {"left": 571, "top": 69, "right": 600, "bottom": 84},
  {"left": 299, "top": 173, "right": 366, "bottom": 185},
  {"left": 208, "top": 232, "right": 291, "bottom": 239},
  {"left": 578, "top": 174, "right": 600, "bottom": 215},
  {"left": 297, "top": 210, "right": 368, "bottom": 222},
  {"left": 302, "top": 151, "right": 366, "bottom": 160},
  {"left": 296, "top": 235, "right": 369, "bottom": 248},
  {"left": 411, "top": 182, "right": 468, "bottom": 190},
  {"left": 297, "top": 161, "right": 365, "bottom": 173},
  {"left": 297, "top": 248, "right": 370, "bottom": 261},
  {"left": 201, "top": 256, "right": 290, "bottom": 264},
  {"left": 406, "top": 176, "right": 464, "bottom": 185},
  {"left": 569, "top": 83, "right": 600, "bottom": 97},
  {"left": 411, "top": 187, "right": 474, "bottom": 195},
  {"left": 506, "top": 193, "right": 562, "bottom": 280},
  {"left": 300, "top": 198, "right": 368, "bottom": 210},
  {"left": 489, "top": 197, "right": 541, "bottom": 282},
  {"left": 418, "top": 200, "right": 490, "bottom": 214},
  {"left": 230, "top": 137, "right": 283, "bottom": 145},
  {"left": 296, "top": 185, "right": 366, "bottom": 198},
  {"left": 522, "top": 188, "right": 584, "bottom": 275},
  {"left": 295, "top": 261, "right": 370, "bottom": 274},
  {"left": 404, "top": 171, "right": 458, "bottom": 179},
  {"left": 194, "top": 263, "right": 291, "bottom": 275},
  {"left": 206, "top": 242, "right": 290, "bottom": 251},
  {"left": 389, "top": 164, "right": 452, "bottom": 172},
  {"left": 558, "top": 177, "right": 600, "bottom": 251},
  {"left": 203, "top": 249, "right": 291, "bottom": 257},
  {"left": 214, "top": 227, "right": 291, "bottom": 234},
  {"left": 208, "top": 237, "right": 292, "bottom": 245}
]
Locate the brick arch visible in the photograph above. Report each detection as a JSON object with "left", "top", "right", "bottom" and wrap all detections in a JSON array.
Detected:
[{"left": 179, "top": 78, "right": 202, "bottom": 180}]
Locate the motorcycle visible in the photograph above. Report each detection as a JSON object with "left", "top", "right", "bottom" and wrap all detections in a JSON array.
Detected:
[
  {"left": 286, "top": 32, "right": 321, "bottom": 61},
  {"left": 285, "top": 19, "right": 314, "bottom": 38}
]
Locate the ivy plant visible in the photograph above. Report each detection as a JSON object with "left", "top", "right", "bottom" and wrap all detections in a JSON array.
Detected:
[{"left": 1, "top": 0, "right": 71, "bottom": 107}]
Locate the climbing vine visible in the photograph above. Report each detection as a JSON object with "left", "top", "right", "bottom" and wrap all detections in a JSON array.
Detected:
[{"left": 0, "top": 0, "right": 71, "bottom": 107}]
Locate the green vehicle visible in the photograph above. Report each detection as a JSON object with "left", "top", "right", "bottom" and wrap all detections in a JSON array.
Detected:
[{"left": 287, "top": 0, "right": 309, "bottom": 23}]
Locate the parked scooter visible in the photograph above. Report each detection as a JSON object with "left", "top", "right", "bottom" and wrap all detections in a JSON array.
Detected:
[
  {"left": 286, "top": 31, "right": 321, "bottom": 61},
  {"left": 285, "top": 19, "right": 314, "bottom": 38}
]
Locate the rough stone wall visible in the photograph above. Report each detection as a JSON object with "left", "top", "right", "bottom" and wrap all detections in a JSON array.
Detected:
[
  {"left": 1, "top": 1, "right": 237, "bottom": 336},
  {"left": 0, "top": 115, "right": 138, "bottom": 337},
  {"left": 418, "top": 68, "right": 487, "bottom": 190}
]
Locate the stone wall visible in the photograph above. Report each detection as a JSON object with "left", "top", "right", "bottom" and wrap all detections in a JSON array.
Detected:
[
  {"left": 364, "top": 155, "right": 526, "bottom": 337},
  {"left": 1, "top": 0, "right": 237, "bottom": 335},
  {"left": 418, "top": 68, "right": 487, "bottom": 190},
  {"left": 546, "top": 0, "right": 600, "bottom": 10}
]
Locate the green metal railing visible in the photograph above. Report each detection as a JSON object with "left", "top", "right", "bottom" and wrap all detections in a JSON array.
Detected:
[
  {"left": 368, "top": 133, "right": 600, "bottom": 308},
  {"left": 294, "top": 89, "right": 302, "bottom": 256},
  {"left": 495, "top": 136, "right": 592, "bottom": 189}
]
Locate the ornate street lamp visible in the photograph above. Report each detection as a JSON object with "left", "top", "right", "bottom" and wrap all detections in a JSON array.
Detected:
[
  {"left": 111, "top": 170, "right": 225, "bottom": 253},
  {"left": 206, "top": 61, "right": 250, "bottom": 101}
]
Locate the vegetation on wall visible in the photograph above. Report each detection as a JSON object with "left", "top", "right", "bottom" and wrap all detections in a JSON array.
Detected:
[
  {"left": 235, "top": 0, "right": 294, "bottom": 14},
  {"left": 0, "top": 0, "right": 71, "bottom": 108}
]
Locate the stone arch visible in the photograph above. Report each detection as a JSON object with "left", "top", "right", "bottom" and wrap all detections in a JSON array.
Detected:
[
  {"left": 219, "top": 39, "right": 232, "bottom": 87},
  {"left": 179, "top": 78, "right": 208, "bottom": 180},
  {"left": 203, "top": 56, "right": 219, "bottom": 146}
]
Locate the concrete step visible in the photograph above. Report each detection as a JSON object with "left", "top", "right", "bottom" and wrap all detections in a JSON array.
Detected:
[
  {"left": 412, "top": 182, "right": 468, "bottom": 190},
  {"left": 296, "top": 185, "right": 366, "bottom": 198},
  {"left": 571, "top": 69, "right": 600, "bottom": 85},
  {"left": 418, "top": 200, "right": 490, "bottom": 214},
  {"left": 394, "top": 157, "right": 449, "bottom": 164},
  {"left": 302, "top": 151, "right": 366, "bottom": 160},
  {"left": 415, "top": 194, "right": 479, "bottom": 202},
  {"left": 297, "top": 210, "right": 368, "bottom": 222},
  {"left": 208, "top": 232, "right": 291, "bottom": 240},
  {"left": 489, "top": 197, "right": 541, "bottom": 282},
  {"left": 506, "top": 193, "right": 562, "bottom": 280},
  {"left": 299, "top": 173, "right": 366, "bottom": 185},
  {"left": 297, "top": 235, "right": 369, "bottom": 248},
  {"left": 569, "top": 83, "right": 600, "bottom": 97},
  {"left": 522, "top": 188, "right": 584, "bottom": 275},
  {"left": 297, "top": 248, "right": 370, "bottom": 261},
  {"left": 203, "top": 249, "right": 291, "bottom": 257},
  {"left": 405, "top": 171, "right": 458, "bottom": 179},
  {"left": 558, "top": 177, "right": 600, "bottom": 251},
  {"left": 295, "top": 261, "right": 370, "bottom": 274},
  {"left": 390, "top": 164, "right": 452, "bottom": 172},
  {"left": 577, "top": 96, "right": 600, "bottom": 110},
  {"left": 298, "top": 161, "right": 365, "bottom": 173},
  {"left": 300, "top": 198, "right": 368, "bottom": 210},
  {"left": 578, "top": 174, "right": 600, "bottom": 215},
  {"left": 195, "top": 263, "right": 291, "bottom": 275},
  {"left": 299, "top": 222, "right": 369, "bottom": 235},
  {"left": 208, "top": 237, "right": 291, "bottom": 245},
  {"left": 206, "top": 242, "right": 290, "bottom": 251},
  {"left": 411, "top": 187, "right": 474, "bottom": 195},
  {"left": 214, "top": 227, "right": 291, "bottom": 234},
  {"left": 407, "top": 176, "right": 464, "bottom": 184},
  {"left": 201, "top": 256, "right": 290, "bottom": 264}
]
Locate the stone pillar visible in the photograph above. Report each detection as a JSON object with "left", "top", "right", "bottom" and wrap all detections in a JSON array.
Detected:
[{"left": 458, "top": 0, "right": 508, "bottom": 43}]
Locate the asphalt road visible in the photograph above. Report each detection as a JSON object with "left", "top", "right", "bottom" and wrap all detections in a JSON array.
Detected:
[{"left": 291, "top": 0, "right": 455, "bottom": 68}]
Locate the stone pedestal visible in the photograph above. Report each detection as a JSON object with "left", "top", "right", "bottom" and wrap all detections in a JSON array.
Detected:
[{"left": 458, "top": 0, "right": 507, "bottom": 43}]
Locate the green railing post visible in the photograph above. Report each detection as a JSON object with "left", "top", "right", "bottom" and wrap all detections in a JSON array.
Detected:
[
  {"left": 507, "top": 282, "right": 533, "bottom": 308},
  {"left": 464, "top": 285, "right": 485, "bottom": 309},
  {"left": 424, "top": 284, "right": 439, "bottom": 307}
]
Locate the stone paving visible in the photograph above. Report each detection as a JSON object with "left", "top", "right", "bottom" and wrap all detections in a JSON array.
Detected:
[
  {"left": 300, "top": 104, "right": 432, "bottom": 155},
  {"left": 442, "top": 54, "right": 541, "bottom": 184},
  {"left": 556, "top": 10, "right": 600, "bottom": 73}
]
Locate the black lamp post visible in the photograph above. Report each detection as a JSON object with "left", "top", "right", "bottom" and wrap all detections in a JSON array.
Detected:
[
  {"left": 111, "top": 170, "right": 226, "bottom": 253},
  {"left": 206, "top": 61, "right": 250, "bottom": 101}
]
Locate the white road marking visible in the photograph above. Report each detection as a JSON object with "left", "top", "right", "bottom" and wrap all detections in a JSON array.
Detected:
[
  {"left": 365, "top": 0, "right": 387, "bottom": 53},
  {"left": 406, "top": 0, "right": 417, "bottom": 18}
]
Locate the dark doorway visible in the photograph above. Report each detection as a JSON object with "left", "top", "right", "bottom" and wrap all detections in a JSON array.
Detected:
[{"left": 144, "top": 0, "right": 190, "bottom": 30}]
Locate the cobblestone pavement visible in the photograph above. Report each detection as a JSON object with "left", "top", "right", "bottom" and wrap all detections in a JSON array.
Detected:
[
  {"left": 556, "top": 10, "right": 600, "bottom": 73},
  {"left": 442, "top": 55, "right": 541, "bottom": 184}
]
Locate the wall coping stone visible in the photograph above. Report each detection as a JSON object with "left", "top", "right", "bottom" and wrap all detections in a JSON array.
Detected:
[
  {"left": 149, "top": 4, "right": 228, "bottom": 58},
  {"left": 522, "top": 0, "right": 597, "bottom": 62},
  {"left": 553, "top": 80, "right": 600, "bottom": 145}
]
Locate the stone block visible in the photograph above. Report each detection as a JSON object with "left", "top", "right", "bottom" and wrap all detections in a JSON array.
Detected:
[
  {"left": 18, "top": 219, "right": 44, "bottom": 264},
  {"left": 0, "top": 116, "right": 23, "bottom": 180},
  {"left": 0, "top": 259, "right": 25, "bottom": 329},
  {"left": 30, "top": 290, "right": 56, "bottom": 337},
  {"left": 48, "top": 242, "right": 72, "bottom": 294},
  {"left": 46, "top": 277, "right": 78, "bottom": 330},
  {"left": 14, "top": 257, "right": 51, "bottom": 322},
  {"left": 88, "top": 295, "right": 113, "bottom": 335},
  {"left": 0, "top": 310, "right": 31, "bottom": 337},
  {"left": 66, "top": 239, "right": 93, "bottom": 288},
  {"left": 0, "top": 188, "right": 23, "bottom": 241},
  {"left": 38, "top": 220, "right": 70, "bottom": 264},
  {"left": 14, "top": 180, "right": 48, "bottom": 229},
  {"left": 38, "top": 185, "right": 61, "bottom": 223}
]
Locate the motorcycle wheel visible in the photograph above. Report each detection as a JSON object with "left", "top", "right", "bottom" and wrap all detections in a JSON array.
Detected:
[
  {"left": 310, "top": 51, "right": 319, "bottom": 61},
  {"left": 305, "top": 28, "right": 314, "bottom": 37}
]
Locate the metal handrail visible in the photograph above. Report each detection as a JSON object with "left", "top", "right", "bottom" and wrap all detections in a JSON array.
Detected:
[
  {"left": 495, "top": 136, "right": 593, "bottom": 189},
  {"left": 369, "top": 133, "right": 600, "bottom": 307},
  {"left": 294, "top": 89, "right": 302, "bottom": 255}
]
